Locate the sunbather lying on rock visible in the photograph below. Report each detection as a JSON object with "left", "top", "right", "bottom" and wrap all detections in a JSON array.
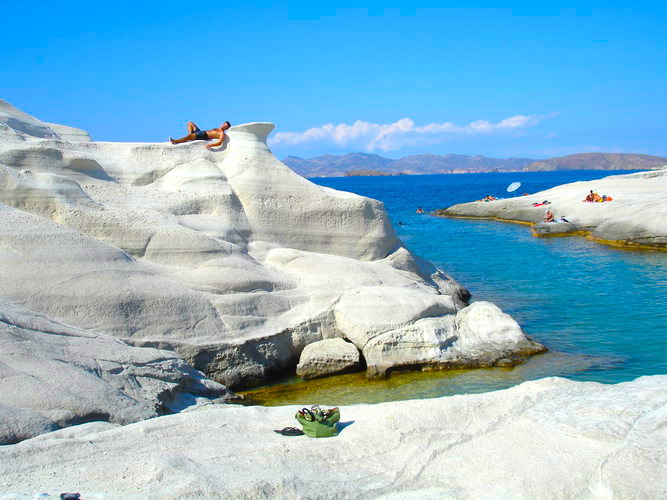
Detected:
[{"left": 170, "top": 121, "right": 231, "bottom": 150}]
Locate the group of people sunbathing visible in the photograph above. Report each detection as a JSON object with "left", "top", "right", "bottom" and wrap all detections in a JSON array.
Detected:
[
  {"left": 467, "top": 186, "right": 614, "bottom": 225},
  {"left": 584, "top": 190, "right": 613, "bottom": 203}
]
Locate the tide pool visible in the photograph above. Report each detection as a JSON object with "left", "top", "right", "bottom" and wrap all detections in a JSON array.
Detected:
[{"left": 240, "top": 171, "right": 667, "bottom": 405}]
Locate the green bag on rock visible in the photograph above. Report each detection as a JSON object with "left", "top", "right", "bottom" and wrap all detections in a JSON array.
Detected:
[{"left": 295, "top": 405, "right": 340, "bottom": 438}]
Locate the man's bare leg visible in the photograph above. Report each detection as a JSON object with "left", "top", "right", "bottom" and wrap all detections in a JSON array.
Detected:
[
  {"left": 170, "top": 121, "right": 200, "bottom": 144},
  {"left": 170, "top": 133, "right": 196, "bottom": 144}
]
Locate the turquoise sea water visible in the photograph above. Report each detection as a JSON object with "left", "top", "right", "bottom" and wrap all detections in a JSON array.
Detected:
[{"left": 241, "top": 171, "right": 667, "bottom": 405}]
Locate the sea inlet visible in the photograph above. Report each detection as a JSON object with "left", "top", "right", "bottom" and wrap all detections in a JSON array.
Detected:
[{"left": 240, "top": 170, "right": 667, "bottom": 405}]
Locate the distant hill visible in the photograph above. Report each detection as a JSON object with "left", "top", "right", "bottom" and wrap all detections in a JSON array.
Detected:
[
  {"left": 282, "top": 151, "right": 667, "bottom": 178},
  {"left": 392, "top": 154, "right": 536, "bottom": 174},
  {"left": 283, "top": 153, "right": 536, "bottom": 177},
  {"left": 524, "top": 153, "right": 667, "bottom": 172}
]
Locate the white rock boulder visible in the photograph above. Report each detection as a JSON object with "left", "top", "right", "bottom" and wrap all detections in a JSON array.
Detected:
[
  {"left": 296, "top": 338, "right": 362, "bottom": 379},
  {"left": 362, "top": 301, "right": 546, "bottom": 377}
]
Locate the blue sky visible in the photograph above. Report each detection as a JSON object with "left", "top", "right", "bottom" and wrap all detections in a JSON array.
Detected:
[{"left": 2, "top": 2, "right": 665, "bottom": 159}]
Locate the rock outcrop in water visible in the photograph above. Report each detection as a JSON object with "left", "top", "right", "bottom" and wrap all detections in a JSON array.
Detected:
[
  {"left": 0, "top": 99, "right": 545, "bottom": 440},
  {"left": 1, "top": 375, "right": 665, "bottom": 498},
  {"left": 438, "top": 168, "right": 667, "bottom": 250}
]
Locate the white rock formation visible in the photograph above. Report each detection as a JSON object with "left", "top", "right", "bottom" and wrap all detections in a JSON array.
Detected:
[
  {"left": 0, "top": 300, "right": 233, "bottom": 445},
  {"left": 0, "top": 100, "right": 543, "bottom": 392},
  {"left": 0, "top": 99, "right": 91, "bottom": 141},
  {"left": 441, "top": 169, "right": 667, "bottom": 249},
  {"left": 1, "top": 376, "right": 665, "bottom": 498},
  {"left": 296, "top": 338, "right": 362, "bottom": 379},
  {"left": 0, "top": 99, "right": 60, "bottom": 139},
  {"left": 44, "top": 122, "right": 92, "bottom": 142}
]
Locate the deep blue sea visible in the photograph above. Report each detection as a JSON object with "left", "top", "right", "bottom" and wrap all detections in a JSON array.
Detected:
[{"left": 242, "top": 171, "right": 667, "bottom": 405}]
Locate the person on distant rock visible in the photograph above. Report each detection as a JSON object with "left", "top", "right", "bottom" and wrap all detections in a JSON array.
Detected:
[
  {"left": 584, "top": 190, "right": 603, "bottom": 202},
  {"left": 544, "top": 210, "right": 555, "bottom": 223},
  {"left": 169, "top": 121, "right": 231, "bottom": 150}
]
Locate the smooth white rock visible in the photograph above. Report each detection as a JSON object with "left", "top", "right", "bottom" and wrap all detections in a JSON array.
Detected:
[
  {"left": 296, "top": 338, "right": 362, "bottom": 379},
  {"left": 0, "top": 376, "right": 664, "bottom": 498},
  {"left": 443, "top": 168, "right": 667, "bottom": 247}
]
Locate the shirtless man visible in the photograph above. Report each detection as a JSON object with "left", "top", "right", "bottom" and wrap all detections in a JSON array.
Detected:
[
  {"left": 169, "top": 121, "right": 231, "bottom": 149},
  {"left": 544, "top": 209, "right": 555, "bottom": 222}
]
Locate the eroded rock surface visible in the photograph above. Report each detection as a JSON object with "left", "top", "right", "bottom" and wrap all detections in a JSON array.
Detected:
[
  {"left": 439, "top": 168, "right": 667, "bottom": 249},
  {"left": 296, "top": 338, "right": 362, "bottom": 379},
  {"left": 1, "top": 376, "right": 665, "bottom": 498},
  {"left": 0, "top": 300, "right": 233, "bottom": 445}
]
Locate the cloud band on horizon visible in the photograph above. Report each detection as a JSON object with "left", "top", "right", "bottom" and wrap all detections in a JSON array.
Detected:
[{"left": 271, "top": 113, "right": 558, "bottom": 152}]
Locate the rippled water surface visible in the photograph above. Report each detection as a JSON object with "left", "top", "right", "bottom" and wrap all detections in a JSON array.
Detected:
[{"left": 241, "top": 171, "right": 667, "bottom": 406}]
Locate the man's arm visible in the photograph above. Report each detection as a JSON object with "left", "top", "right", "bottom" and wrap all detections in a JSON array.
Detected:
[{"left": 205, "top": 130, "right": 225, "bottom": 150}]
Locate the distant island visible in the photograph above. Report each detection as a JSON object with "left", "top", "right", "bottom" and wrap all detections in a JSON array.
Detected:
[
  {"left": 283, "top": 152, "right": 667, "bottom": 177},
  {"left": 345, "top": 169, "right": 404, "bottom": 177}
]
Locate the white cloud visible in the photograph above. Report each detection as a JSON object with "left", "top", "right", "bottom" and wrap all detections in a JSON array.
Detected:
[{"left": 271, "top": 113, "right": 557, "bottom": 152}]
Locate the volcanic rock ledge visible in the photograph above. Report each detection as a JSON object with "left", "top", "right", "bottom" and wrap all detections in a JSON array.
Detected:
[
  {"left": 0, "top": 99, "right": 543, "bottom": 396},
  {"left": 437, "top": 169, "right": 667, "bottom": 250}
]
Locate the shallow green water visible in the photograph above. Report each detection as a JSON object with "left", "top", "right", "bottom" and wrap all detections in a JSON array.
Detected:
[{"left": 241, "top": 171, "right": 667, "bottom": 406}]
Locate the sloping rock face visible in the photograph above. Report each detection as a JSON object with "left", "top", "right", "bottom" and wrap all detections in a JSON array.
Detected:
[
  {"left": 1, "top": 376, "right": 665, "bottom": 498},
  {"left": 0, "top": 300, "right": 233, "bottom": 445},
  {"left": 0, "top": 101, "right": 543, "bottom": 389},
  {"left": 0, "top": 99, "right": 60, "bottom": 139},
  {"left": 439, "top": 168, "right": 667, "bottom": 249}
]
